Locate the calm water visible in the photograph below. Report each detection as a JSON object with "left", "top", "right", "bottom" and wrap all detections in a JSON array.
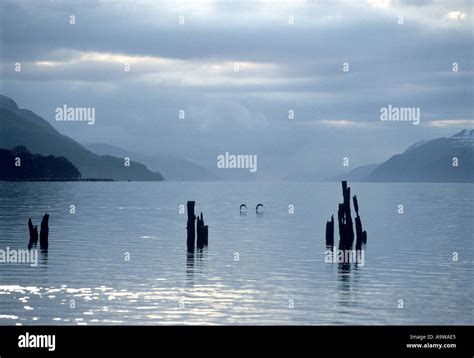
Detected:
[{"left": 0, "top": 182, "right": 472, "bottom": 325}]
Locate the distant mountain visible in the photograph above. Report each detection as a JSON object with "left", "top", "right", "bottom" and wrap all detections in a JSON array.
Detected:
[
  {"left": 365, "top": 130, "right": 473, "bottom": 183},
  {"left": 84, "top": 143, "right": 216, "bottom": 181},
  {"left": 0, "top": 146, "right": 81, "bottom": 180},
  {"left": 0, "top": 95, "right": 163, "bottom": 181},
  {"left": 403, "top": 139, "right": 428, "bottom": 153},
  {"left": 333, "top": 163, "right": 379, "bottom": 182},
  {"left": 332, "top": 130, "right": 473, "bottom": 183}
]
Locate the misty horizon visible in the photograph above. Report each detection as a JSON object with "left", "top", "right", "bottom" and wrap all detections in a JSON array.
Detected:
[{"left": 1, "top": 0, "right": 473, "bottom": 180}]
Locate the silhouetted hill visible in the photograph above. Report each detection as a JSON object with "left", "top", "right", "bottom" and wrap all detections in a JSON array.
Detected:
[
  {"left": 0, "top": 146, "right": 81, "bottom": 180},
  {"left": 365, "top": 130, "right": 473, "bottom": 183},
  {"left": 84, "top": 143, "right": 216, "bottom": 181},
  {"left": 0, "top": 95, "right": 163, "bottom": 181}
]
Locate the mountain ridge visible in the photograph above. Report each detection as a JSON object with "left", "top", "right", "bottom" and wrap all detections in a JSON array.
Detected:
[
  {"left": 337, "top": 130, "right": 473, "bottom": 183},
  {"left": 0, "top": 95, "right": 163, "bottom": 181},
  {"left": 84, "top": 142, "right": 216, "bottom": 181}
]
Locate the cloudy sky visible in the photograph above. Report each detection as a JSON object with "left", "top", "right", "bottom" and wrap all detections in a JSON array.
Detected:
[{"left": 1, "top": 0, "right": 473, "bottom": 179}]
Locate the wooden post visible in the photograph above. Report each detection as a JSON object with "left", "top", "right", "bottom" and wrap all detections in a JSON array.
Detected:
[
  {"left": 337, "top": 181, "right": 355, "bottom": 251},
  {"left": 325, "top": 215, "right": 334, "bottom": 246},
  {"left": 187, "top": 202, "right": 209, "bottom": 250},
  {"left": 337, "top": 203, "right": 345, "bottom": 250},
  {"left": 203, "top": 225, "right": 208, "bottom": 246},
  {"left": 341, "top": 181, "right": 354, "bottom": 250},
  {"left": 353, "top": 195, "right": 363, "bottom": 250},
  {"left": 329, "top": 181, "right": 367, "bottom": 253},
  {"left": 326, "top": 181, "right": 368, "bottom": 264},
  {"left": 27, "top": 218, "right": 38, "bottom": 250},
  {"left": 197, "top": 212, "right": 204, "bottom": 248},
  {"left": 197, "top": 212, "right": 209, "bottom": 249},
  {"left": 186, "top": 201, "right": 196, "bottom": 252},
  {"left": 39, "top": 213, "right": 49, "bottom": 251}
]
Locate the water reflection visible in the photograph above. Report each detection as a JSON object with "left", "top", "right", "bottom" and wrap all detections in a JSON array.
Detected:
[
  {"left": 337, "top": 262, "right": 362, "bottom": 310},
  {"left": 337, "top": 263, "right": 352, "bottom": 294},
  {"left": 186, "top": 251, "right": 194, "bottom": 285},
  {"left": 195, "top": 247, "right": 206, "bottom": 274},
  {"left": 39, "top": 250, "right": 48, "bottom": 266},
  {"left": 185, "top": 248, "right": 208, "bottom": 286}
]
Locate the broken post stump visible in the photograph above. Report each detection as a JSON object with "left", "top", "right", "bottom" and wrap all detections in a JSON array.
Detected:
[
  {"left": 337, "top": 203, "right": 345, "bottom": 250},
  {"left": 354, "top": 216, "right": 363, "bottom": 250},
  {"left": 340, "top": 181, "right": 354, "bottom": 250},
  {"left": 196, "top": 212, "right": 203, "bottom": 248},
  {"left": 353, "top": 195, "right": 364, "bottom": 250},
  {"left": 39, "top": 213, "right": 49, "bottom": 251},
  {"left": 325, "top": 215, "right": 334, "bottom": 246},
  {"left": 27, "top": 218, "right": 38, "bottom": 250},
  {"left": 186, "top": 201, "right": 196, "bottom": 252},
  {"left": 196, "top": 212, "right": 209, "bottom": 249},
  {"left": 325, "top": 181, "right": 368, "bottom": 264},
  {"left": 186, "top": 201, "right": 209, "bottom": 251},
  {"left": 203, "top": 225, "right": 208, "bottom": 246}
]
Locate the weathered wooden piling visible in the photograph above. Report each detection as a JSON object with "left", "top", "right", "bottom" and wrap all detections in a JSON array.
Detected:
[
  {"left": 339, "top": 181, "right": 354, "bottom": 250},
  {"left": 203, "top": 226, "right": 208, "bottom": 246},
  {"left": 39, "top": 213, "right": 49, "bottom": 251},
  {"left": 186, "top": 201, "right": 196, "bottom": 252},
  {"left": 354, "top": 217, "right": 363, "bottom": 250},
  {"left": 337, "top": 203, "right": 345, "bottom": 250},
  {"left": 353, "top": 195, "right": 365, "bottom": 250},
  {"left": 325, "top": 215, "right": 334, "bottom": 246},
  {"left": 27, "top": 218, "right": 38, "bottom": 250},
  {"left": 196, "top": 212, "right": 208, "bottom": 249},
  {"left": 325, "top": 181, "right": 367, "bottom": 260}
]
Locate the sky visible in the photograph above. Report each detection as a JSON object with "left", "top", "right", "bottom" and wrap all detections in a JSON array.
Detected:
[{"left": 1, "top": 0, "right": 473, "bottom": 179}]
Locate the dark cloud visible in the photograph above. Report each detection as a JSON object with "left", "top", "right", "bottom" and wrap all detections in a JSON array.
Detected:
[{"left": 0, "top": 0, "right": 472, "bottom": 179}]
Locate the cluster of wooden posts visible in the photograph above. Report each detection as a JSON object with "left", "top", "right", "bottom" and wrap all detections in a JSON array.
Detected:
[
  {"left": 325, "top": 181, "right": 367, "bottom": 253},
  {"left": 186, "top": 201, "right": 208, "bottom": 252},
  {"left": 25, "top": 186, "right": 364, "bottom": 256},
  {"left": 28, "top": 213, "right": 49, "bottom": 251}
]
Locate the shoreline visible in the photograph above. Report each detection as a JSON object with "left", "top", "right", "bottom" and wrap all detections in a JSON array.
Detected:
[{"left": 0, "top": 178, "right": 114, "bottom": 182}]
